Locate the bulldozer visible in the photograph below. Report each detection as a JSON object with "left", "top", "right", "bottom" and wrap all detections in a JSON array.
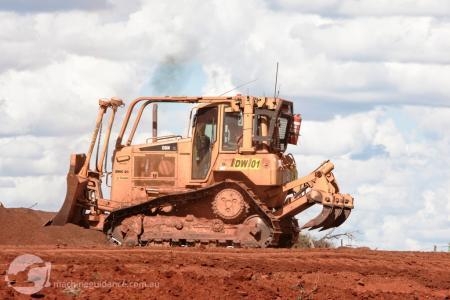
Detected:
[{"left": 50, "top": 95, "right": 354, "bottom": 247}]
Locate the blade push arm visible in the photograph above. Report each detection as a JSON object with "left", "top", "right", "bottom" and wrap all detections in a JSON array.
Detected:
[{"left": 51, "top": 98, "right": 123, "bottom": 226}]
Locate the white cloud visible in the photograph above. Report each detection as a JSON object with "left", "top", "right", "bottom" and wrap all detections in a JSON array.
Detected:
[
  {"left": 0, "top": 175, "right": 66, "bottom": 211},
  {"left": 270, "top": 0, "right": 450, "bottom": 17},
  {"left": 294, "top": 105, "right": 450, "bottom": 250},
  {"left": 0, "top": 54, "right": 143, "bottom": 136},
  {"left": 0, "top": 135, "right": 82, "bottom": 176},
  {"left": 297, "top": 109, "right": 382, "bottom": 157},
  {"left": 340, "top": 0, "right": 450, "bottom": 17},
  {"left": 0, "top": 0, "right": 111, "bottom": 13}
]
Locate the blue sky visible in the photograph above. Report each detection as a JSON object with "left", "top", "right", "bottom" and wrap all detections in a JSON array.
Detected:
[{"left": 0, "top": 0, "right": 449, "bottom": 250}]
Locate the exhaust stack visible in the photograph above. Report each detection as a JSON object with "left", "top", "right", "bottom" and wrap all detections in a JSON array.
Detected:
[{"left": 152, "top": 104, "right": 158, "bottom": 143}]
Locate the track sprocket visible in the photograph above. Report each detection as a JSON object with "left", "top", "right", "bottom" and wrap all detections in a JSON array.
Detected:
[{"left": 212, "top": 188, "right": 248, "bottom": 222}]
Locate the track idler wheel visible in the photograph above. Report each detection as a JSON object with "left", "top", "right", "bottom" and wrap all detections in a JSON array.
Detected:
[
  {"left": 242, "top": 215, "right": 273, "bottom": 248},
  {"left": 109, "top": 216, "right": 143, "bottom": 246}
]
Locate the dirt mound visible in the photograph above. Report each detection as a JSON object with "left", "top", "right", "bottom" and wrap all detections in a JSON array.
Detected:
[{"left": 0, "top": 206, "right": 106, "bottom": 246}]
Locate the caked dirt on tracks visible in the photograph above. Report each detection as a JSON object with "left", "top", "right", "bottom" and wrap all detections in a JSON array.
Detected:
[{"left": 0, "top": 206, "right": 449, "bottom": 299}]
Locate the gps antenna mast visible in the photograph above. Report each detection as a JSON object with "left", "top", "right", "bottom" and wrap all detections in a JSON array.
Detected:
[{"left": 273, "top": 62, "right": 279, "bottom": 99}]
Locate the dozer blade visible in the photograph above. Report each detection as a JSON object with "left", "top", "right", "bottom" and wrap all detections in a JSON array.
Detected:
[
  {"left": 319, "top": 206, "right": 344, "bottom": 231},
  {"left": 51, "top": 174, "right": 88, "bottom": 226},
  {"left": 48, "top": 153, "right": 88, "bottom": 226},
  {"left": 332, "top": 208, "right": 352, "bottom": 228},
  {"left": 301, "top": 206, "right": 334, "bottom": 230}
]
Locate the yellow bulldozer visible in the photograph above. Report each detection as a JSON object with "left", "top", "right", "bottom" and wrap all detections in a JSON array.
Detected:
[{"left": 50, "top": 95, "right": 354, "bottom": 247}]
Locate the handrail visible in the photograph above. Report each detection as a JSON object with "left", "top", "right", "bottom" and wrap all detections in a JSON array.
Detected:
[
  {"left": 145, "top": 135, "right": 183, "bottom": 143},
  {"left": 115, "top": 96, "right": 238, "bottom": 148}
]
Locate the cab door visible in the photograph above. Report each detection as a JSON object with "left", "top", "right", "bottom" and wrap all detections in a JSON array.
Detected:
[{"left": 191, "top": 107, "right": 218, "bottom": 180}]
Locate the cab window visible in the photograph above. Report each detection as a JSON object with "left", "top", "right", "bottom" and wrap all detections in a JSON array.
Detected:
[{"left": 222, "top": 111, "right": 243, "bottom": 151}]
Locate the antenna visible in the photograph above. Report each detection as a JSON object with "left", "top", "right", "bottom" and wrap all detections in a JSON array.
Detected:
[
  {"left": 273, "top": 62, "right": 279, "bottom": 99},
  {"left": 219, "top": 78, "right": 258, "bottom": 96}
]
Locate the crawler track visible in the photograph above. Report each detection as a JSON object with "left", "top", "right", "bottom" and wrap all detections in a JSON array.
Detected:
[{"left": 104, "top": 181, "right": 298, "bottom": 248}]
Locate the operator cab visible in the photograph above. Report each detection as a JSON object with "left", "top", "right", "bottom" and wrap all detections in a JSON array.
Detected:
[{"left": 110, "top": 96, "right": 301, "bottom": 205}]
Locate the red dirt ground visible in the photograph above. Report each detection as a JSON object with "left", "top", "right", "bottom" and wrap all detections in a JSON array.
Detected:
[{"left": 0, "top": 206, "right": 449, "bottom": 299}]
